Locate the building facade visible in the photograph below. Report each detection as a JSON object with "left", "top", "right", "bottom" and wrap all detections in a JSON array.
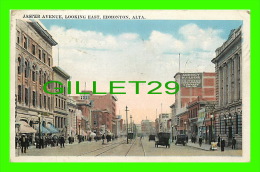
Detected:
[
  {"left": 52, "top": 66, "right": 70, "bottom": 137},
  {"left": 15, "top": 19, "right": 58, "bottom": 137},
  {"left": 211, "top": 26, "right": 242, "bottom": 148}
]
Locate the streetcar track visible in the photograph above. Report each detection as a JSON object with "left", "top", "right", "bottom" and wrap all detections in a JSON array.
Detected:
[
  {"left": 96, "top": 142, "right": 126, "bottom": 156},
  {"left": 125, "top": 139, "right": 137, "bottom": 156},
  {"left": 80, "top": 140, "right": 126, "bottom": 156},
  {"left": 140, "top": 139, "right": 146, "bottom": 156}
]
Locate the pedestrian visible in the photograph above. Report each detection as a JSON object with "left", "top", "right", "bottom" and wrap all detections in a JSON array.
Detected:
[
  {"left": 40, "top": 137, "right": 44, "bottom": 149},
  {"left": 217, "top": 135, "right": 220, "bottom": 147},
  {"left": 199, "top": 137, "right": 202, "bottom": 147},
  {"left": 19, "top": 135, "right": 27, "bottom": 153},
  {"left": 221, "top": 139, "right": 225, "bottom": 152},
  {"left": 186, "top": 135, "right": 188, "bottom": 143},
  {"left": 60, "top": 136, "right": 65, "bottom": 148},
  {"left": 15, "top": 136, "right": 19, "bottom": 149},
  {"left": 102, "top": 134, "right": 105, "bottom": 144},
  {"left": 68, "top": 137, "right": 71, "bottom": 144},
  {"left": 232, "top": 137, "right": 236, "bottom": 150}
]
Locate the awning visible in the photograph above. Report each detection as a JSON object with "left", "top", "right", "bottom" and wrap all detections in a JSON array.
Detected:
[
  {"left": 46, "top": 123, "right": 59, "bottom": 133},
  {"left": 16, "top": 121, "right": 37, "bottom": 134},
  {"left": 35, "top": 125, "right": 51, "bottom": 134}
]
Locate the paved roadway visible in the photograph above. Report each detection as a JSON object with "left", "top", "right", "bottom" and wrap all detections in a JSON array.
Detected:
[{"left": 17, "top": 137, "right": 242, "bottom": 157}]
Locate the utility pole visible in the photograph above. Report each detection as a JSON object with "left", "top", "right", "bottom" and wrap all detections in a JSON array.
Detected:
[
  {"left": 125, "top": 106, "right": 129, "bottom": 144},
  {"left": 179, "top": 53, "right": 181, "bottom": 73}
]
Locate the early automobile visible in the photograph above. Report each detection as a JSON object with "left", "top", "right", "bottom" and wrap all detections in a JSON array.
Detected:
[
  {"left": 155, "top": 132, "right": 170, "bottom": 148},
  {"left": 175, "top": 134, "right": 187, "bottom": 146},
  {"left": 149, "top": 134, "right": 156, "bottom": 141}
]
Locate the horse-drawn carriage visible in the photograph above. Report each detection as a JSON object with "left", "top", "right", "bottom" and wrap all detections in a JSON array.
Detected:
[{"left": 155, "top": 132, "right": 170, "bottom": 148}]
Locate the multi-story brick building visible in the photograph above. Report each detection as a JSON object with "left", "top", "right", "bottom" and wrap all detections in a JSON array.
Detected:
[
  {"left": 211, "top": 26, "right": 242, "bottom": 148},
  {"left": 172, "top": 72, "right": 216, "bottom": 140},
  {"left": 15, "top": 19, "right": 58, "bottom": 136},
  {"left": 53, "top": 66, "right": 70, "bottom": 137}
]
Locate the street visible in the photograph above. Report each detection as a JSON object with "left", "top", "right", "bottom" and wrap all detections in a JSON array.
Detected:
[{"left": 16, "top": 137, "right": 242, "bottom": 157}]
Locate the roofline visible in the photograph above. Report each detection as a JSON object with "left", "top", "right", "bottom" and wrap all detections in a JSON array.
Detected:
[
  {"left": 53, "top": 66, "right": 70, "bottom": 80},
  {"left": 27, "top": 21, "right": 58, "bottom": 46}
]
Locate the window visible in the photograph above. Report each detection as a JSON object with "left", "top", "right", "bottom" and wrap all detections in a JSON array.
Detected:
[
  {"left": 39, "top": 94, "right": 42, "bottom": 108},
  {"left": 32, "top": 44, "right": 36, "bottom": 55},
  {"left": 43, "top": 73, "right": 47, "bottom": 84},
  {"left": 63, "top": 100, "right": 66, "bottom": 109},
  {"left": 32, "top": 65, "right": 36, "bottom": 82},
  {"left": 23, "top": 36, "right": 27, "bottom": 49},
  {"left": 18, "top": 85, "right": 22, "bottom": 103},
  {"left": 48, "top": 58, "right": 51, "bottom": 66},
  {"left": 17, "top": 57, "right": 21, "bottom": 74},
  {"left": 48, "top": 97, "right": 51, "bottom": 110},
  {"left": 32, "top": 91, "right": 36, "bottom": 107},
  {"left": 39, "top": 70, "right": 42, "bottom": 85},
  {"left": 17, "top": 31, "right": 20, "bottom": 44},
  {"left": 38, "top": 49, "right": 42, "bottom": 60},
  {"left": 55, "top": 97, "right": 57, "bottom": 107},
  {"left": 25, "top": 88, "right": 28, "bottom": 105},
  {"left": 44, "top": 96, "right": 47, "bottom": 109},
  {"left": 43, "top": 53, "right": 46, "bottom": 63},
  {"left": 24, "top": 61, "right": 28, "bottom": 78}
]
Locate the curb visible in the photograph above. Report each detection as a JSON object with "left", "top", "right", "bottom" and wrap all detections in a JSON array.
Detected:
[{"left": 186, "top": 144, "right": 211, "bottom": 151}]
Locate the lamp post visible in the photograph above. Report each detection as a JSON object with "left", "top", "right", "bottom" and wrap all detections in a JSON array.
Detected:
[
  {"left": 210, "top": 114, "right": 214, "bottom": 144},
  {"left": 171, "top": 126, "right": 174, "bottom": 142},
  {"left": 125, "top": 106, "right": 129, "bottom": 144},
  {"left": 38, "top": 112, "right": 41, "bottom": 149},
  {"left": 184, "top": 121, "right": 187, "bottom": 135}
]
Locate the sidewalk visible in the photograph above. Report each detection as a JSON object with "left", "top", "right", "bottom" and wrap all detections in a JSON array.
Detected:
[
  {"left": 186, "top": 142, "right": 233, "bottom": 151},
  {"left": 186, "top": 142, "right": 211, "bottom": 151}
]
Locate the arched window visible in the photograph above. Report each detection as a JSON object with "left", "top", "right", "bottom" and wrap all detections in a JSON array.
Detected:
[
  {"left": 43, "top": 72, "right": 47, "bottom": 84},
  {"left": 39, "top": 70, "right": 42, "bottom": 85},
  {"left": 24, "top": 61, "right": 28, "bottom": 78},
  {"left": 32, "top": 64, "right": 36, "bottom": 82},
  {"left": 17, "top": 57, "right": 21, "bottom": 74},
  {"left": 47, "top": 76, "right": 51, "bottom": 89}
]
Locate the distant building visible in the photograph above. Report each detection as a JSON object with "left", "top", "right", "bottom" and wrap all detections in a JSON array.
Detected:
[
  {"left": 158, "top": 113, "right": 171, "bottom": 133},
  {"left": 171, "top": 72, "right": 216, "bottom": 140},
  {"left": 52, "top": 66, "right": 70, "bottom": 137},
  {"left": 141, "top": 119, "right": 156, "bottom": 135}
]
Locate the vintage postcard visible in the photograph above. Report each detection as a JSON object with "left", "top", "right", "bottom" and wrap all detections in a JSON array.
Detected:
[{"left": 10, "top": 10, "right": 250, "bottom": 162}]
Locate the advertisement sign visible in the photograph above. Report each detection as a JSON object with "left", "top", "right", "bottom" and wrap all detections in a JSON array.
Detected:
[{"left": 180, "top": 73, "right": 202, "bottom": 87}]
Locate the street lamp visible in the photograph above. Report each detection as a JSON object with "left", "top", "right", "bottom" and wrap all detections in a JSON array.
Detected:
[
  {"left": 38, "top": 112, "right": 41, "bottom": 149},
  {"left": 125, "top": 106, "right": 129, "bottom": 144},
  {"left": 210, "top": 114, "right": 214, "bottom": 144},
  {"left": 184, "top": 121, "right": 187, "bottom": 135},
  {"left": 171, "top": 126, "right": 174, "bottom": 142}
]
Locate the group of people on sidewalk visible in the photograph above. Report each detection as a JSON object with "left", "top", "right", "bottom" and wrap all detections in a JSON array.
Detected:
[
  {"left": 192, "top": 135, "right": 237, "bottom": 152},
  {"left": 16, "top": 134, "right": 73, "bottom": 154},
  {"left": 217, "top": 135, "right": 237, "bottom": 152}
]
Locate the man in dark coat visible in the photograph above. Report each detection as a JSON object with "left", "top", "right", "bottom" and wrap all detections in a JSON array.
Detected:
[
  {"left": 68, "top": 137, "right": 72, "bottom": 144},
  {"left": 221, "top": 139, "right": 225, "bottom": 152},
  {"left": 199, "top": 137, "right": 202, "bottom": 147},
  {"left": 60, "top": 136, "right": 65, "bottom": 148},
  {"left": 217, "top": 135, "right": 221, "bottom": 147},
  {"left": 232, "top": 137, "right": 237, "bottom": 149},
  {"left": 40, "top": 137, "right": 44, "bottom": 149},
  {"left": 20, "top": 135, "right": 28, "bottom": 153}
]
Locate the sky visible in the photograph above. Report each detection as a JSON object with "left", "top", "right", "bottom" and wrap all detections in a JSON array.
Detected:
[{"left": 40, "top": 19, "right": 242, "bottom": 123}]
